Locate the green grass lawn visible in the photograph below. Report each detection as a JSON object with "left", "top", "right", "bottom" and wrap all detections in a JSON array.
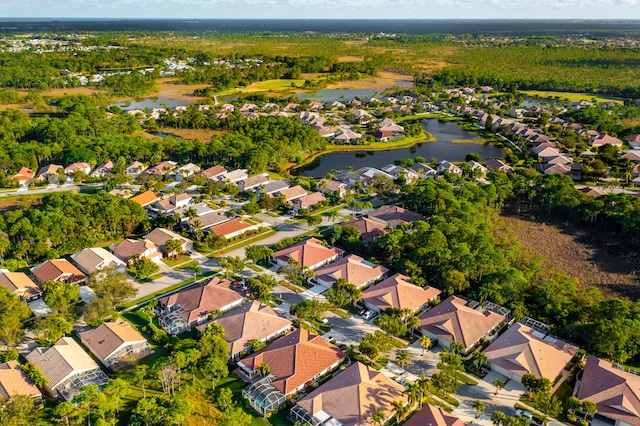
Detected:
[
  {"left": 162, "top": 254, "right": 193, "bottom": 268},
  {"left": 212, "top": 229, "right": 278, "bottom": 256},
  {"left": 520, "top": 90, "right": 622, "bottom": 104}
]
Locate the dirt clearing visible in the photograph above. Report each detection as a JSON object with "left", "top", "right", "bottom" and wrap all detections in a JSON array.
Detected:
[{"left": 500, "top": 208, "right": 640, "bottom": 300}]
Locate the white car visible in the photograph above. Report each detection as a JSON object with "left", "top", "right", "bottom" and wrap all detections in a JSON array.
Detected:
[
  {"left": 515, "top": 409, "right": 533, "bottom": 420},
  {"left": 362, "top": 310, "right": 374, "bottom": 320}
]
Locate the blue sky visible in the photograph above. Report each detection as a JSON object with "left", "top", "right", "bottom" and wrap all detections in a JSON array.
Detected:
[{"left": 3, "top": 0, "right": 640, "bottom": 19}]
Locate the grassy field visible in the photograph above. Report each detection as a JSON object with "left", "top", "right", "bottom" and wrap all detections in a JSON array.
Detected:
[{"left": 520, "top": 90, "right": 623, "bottom": 104}]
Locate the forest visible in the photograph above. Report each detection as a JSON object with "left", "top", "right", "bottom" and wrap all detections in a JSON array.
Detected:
[{"left": 330, "top": 173, "right": 640, "bottom": 364}]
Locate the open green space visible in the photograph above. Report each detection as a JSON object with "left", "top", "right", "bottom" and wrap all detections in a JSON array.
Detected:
[{"left": 520, "top": 90, "right": 623, "bottom": 104}]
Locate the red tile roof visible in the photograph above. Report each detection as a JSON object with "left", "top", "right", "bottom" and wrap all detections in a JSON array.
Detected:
[
  {"left": 362, "top": 273, "right": 441, "bottom": 311},
  {"left": 576, "top": 356, "right": 640, "bottom": 426},
  {"left": 314, "top": 254, "right": 388, "bottom": 289},
  {"left": 130, "top": 190, "right": 160, "bottom": 206},
  {"left": 31, "top": 259, "right": 86, "bottom": 285},
  {"left": 295, "top": 362, "right": 407, "bottom": 426},
  {"left": 158, "top": 277, "right": 245, "bottom": 324},
  {"left": 241, "top": 328, "right": 345, "bottom": 395},
  {"left": 209, "top": 217, "right": 252, "bottom": 238},
  {"left": 273, "top": 238, "right": 344, "bottom": 269},
  {"left": 341, "top": 217, "right": 387, "bottom": 243},
  {"left": 404, "top": 404, "right": 467, "bottom": 426},
  {"left": 419, "top": 296, "right": 503, "bottom": 350}
]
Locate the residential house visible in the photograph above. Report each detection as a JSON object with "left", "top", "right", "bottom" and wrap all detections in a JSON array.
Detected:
[
  {"left": 240, "top": 103, "right": 258, "bottom": 112},
  {"left": 316, "top": 179, "right": 347, "bottom": 198},
  {"left": 468, "top": 160, "right": 488, "bottom": 176},
  {"left": 196, "top": 301, "right": 292, "bottom": 360},
  {"left": 125, "top": 161, "right": 147, "bottom": 177},
  {"left": 157, "top": 277, "right": 245, "bottom": 335},
  {"left": 191, "top": 211, "right": 231, "bottom": 231},
  {"left": 340, "top": 217, "right": 387, "bottom": 243},
  {"left": 437, "top": 160, "right": 463, "bottom": 176},
  {"left": 239, "top": 174, "right": 269, "bottom": 193},
  {"left": 144, "top": 161, "right": 178, "bottom": 176},
  {"left": 271, "top": 237, "right": 344, "bottom": 270},
  {"left": 334, "top": 129, "right": 362, "bottom": 145},
  {"left": 26, "top": 337, "right": 109, "bottom": 401},
  {"left": 621, "top": 151, "right": 640, "bottom": 162},
  {"left": 64, "top": 162, "right": 91, "bottom": 176},
  {"left": 485, "top": 159, "right": 515, "bottom": 174},
  {"left": 362, "top": 273, "right": 441, "bottom": 314},
  {"left": 542, "top": 163, "right": 572, "bottom": 175},
  {"left": 418, "top": 296, "right": 505, "bottom": 354},
  {"left": 626, "top": 133, "right": 640, "bottom": 148},
  {"left": 262, "top": 180, "right": 290, "bottom": 196},
  {"left": 358, "top": 167, "right": 396, "bottom": 184},
  {"left": 291, "top": 192, "right": 326, "bottom": 212},
  {"left": 368, "top": 205, "right": 424, "bottom": 228},
  {"left": 410, "top": 162, "right": 439, "bottom": 178},
  {"left": 579, "top": 187, "right": 607, "bottom": 197},
  {"left": 209, "top": 217, "right": 262, "bottom": 239},
  {"left": 31, "top": 259, "right": 87, "bottom": 286},
  {"left": 278, "top": 185, "right": 308, "bottom": 202},
  {"left": 0, "top": 361, "right": 42, "bottom": 400},
  {"left": 109, "top": 239, "right": 161, "bottom": 264},
  {"left": 575, "top": 355, "right": 640, "bottom": 426},
  {"left": 378, "top": 118, "right": 404, "bottom": 134},
  {"left": 317, "top": 126, "right": 337, "bottom": 138},
  {"left": 130, "top": 190, "right": 161, "bottom": 207},
  {"left": 308, "top": 101, "right": 324, "bottom": 111},
  {"left": 381, "top": 164, "right": 421, "bottom": 183},
  {"left": 403, "top": 404, "right": 467, "bottom": 426},
  {"left": 370, "top": 129, "right": 395, "bottom": 142},
  {"left": 176, "top": 163, "right": 201, "bottom": 177},
  {"left": 290, "top": 362, "right": 407, "bottom": 426},
  {"left": 79, "top": 319, "right": 153, "bottom": 370},
  {"left": 143, "top": 227, "right": 193, "bottom": 257},
  {"left": 200, "top": 165, "right": 228, "bottom": 180},
  {"left": 546, "top": 155, "right": 573, "bottom": 165},
  {"left": 484, "top": 322, "right": 579, "bottom": 383},
  {"left": 352, "top": 109, "right": 373, "bottom": 124},
  {"left": 71, "top": 247, "right": 127, "bottom": 275},
  {"left": 173, "top": 202, "right": 215, "bottom": 222},
  {"left": 591, "top": 134, "right": 624, "bottom": 147},
  {"left": 282, "top": 103, "right": 299, "bottom": 112},
  {"left": 10, "top": 167, "right": 35, "bottom": 185},
  {"left": 312, "top": 255, "right": 389, "bottom": 290},
  {"left": 36, "top": 164, "right": 63, "bottom": 180},
  {"left": 325, "top": 101, "right": 346, "bottom": 110},
  {"left": 224, "top": 169, "right": 249, "bottom": 184},
  {"left": 148, "top": 194, "right": 193, "bottom": 216},
  {"left": 239, "top": 329, "right": 345, "bottom": 415},
  {"left": 0, "top": 272, "right": 42, "bottom": 301},
  {"left": 90, "top": 161, "right": 115, "bottom": 177}
]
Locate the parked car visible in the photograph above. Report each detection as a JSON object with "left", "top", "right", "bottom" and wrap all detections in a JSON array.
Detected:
[
  {"left": 515, "top": 409, "right": 533, "bottom": 420},
  {"left": 396, "top": 377, "right": 406, "bottom": 386},
  {"left": 362, "top": 310, "right": 376, "bottom": 321}
]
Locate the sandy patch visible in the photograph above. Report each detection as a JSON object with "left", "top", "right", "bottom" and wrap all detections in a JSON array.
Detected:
[{"left": 338, "top": 55, "right": 364, "bottom": 62}]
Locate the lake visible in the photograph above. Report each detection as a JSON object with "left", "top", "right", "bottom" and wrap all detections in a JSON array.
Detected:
[
  {"left": 294, "top": 119, "right": 505, "bottom": 177},
  {"left": 294, "top": 80, "right": 414, "bottom": 102},
  {"left": 111, "top": 96, "right": 193, "bottom": 111}
]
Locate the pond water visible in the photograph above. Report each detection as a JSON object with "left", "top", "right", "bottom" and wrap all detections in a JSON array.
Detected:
[
  {"left": 111, "top": 96, "right": 196, "bottom": 111},
  {"left": 294, "top": 80, "right": 413, "bottom": 102},
  {"left": 295, "top": 118, "right": 505, "bottom": 178}
]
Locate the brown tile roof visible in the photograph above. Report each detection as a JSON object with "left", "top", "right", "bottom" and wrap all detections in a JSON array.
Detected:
[
  {"left": 576, "top": 356, "right": 640, "bottom": 426},
  {"left": 341, "top": 217, "right": 387, "bottom": 243},
  {"left": 209, "top": 217, "right": 252, "bottom": 238},
  {"left": 71, "top": 247, "right": 126, "bottom": 274},
  {"left": 484, "top": 323, "right": 579, "bottom": 381},
  {"left": 295, "top": 362, "right": 407, "bottom": 426},
  {"left": 31, "top": 259, "right": 86, "bottom": 285},
  {"left": 200, "top": 165, "right": 227, "bottom": 179},
  {"left": 197, "top": 301, "right": 292, "bottom": 356},
  {"left": 79, "top": 319, "right": 148, "bottom": 364},
  {"left": 36, "top": 164, "right": 63, "bottom": 178},
  {"left": 0, "top": 272, "right": 42, "bottom": 299},
  {"left": 368, "top": 205, "right": 424, "bottom": 227},
  {"left": 0, "top": 361, "right": 41, "bottom": 400},
  {"left": 314, "top": 255, "right": 388, "bottom": 289},
  {"left": 26, "top": 337, "right": 103, "bottom": 392},
  {"left": 278, "top": 185, "right": 307, "bottom": 202},
  {"left": 317, "top": 179, "right": 346, "bottom": 193},
  {"left": 64, "top": 162, "right": 91, "bottom": 174},
  {"left": 130, "top": 190, "right": 160, "bottom": 207},
  {"left": 109, "top": 239, "right": 158, "bottom": 262},
  {"left": 144, "top": 227, "right": 192, "bottom": 249},
  {"left": 273, "top": 238, "right": 344, "bottom": 269},
  {"left": 419, "top": 296, "right": 504, "bottom": 350},
  {"left": 363, "top": 273, "right": 441, "bottom": 312},
  {"left": 579, "top": 187, "right": 607, "bottom": 197},
  {"left": 241, "top": 328, "right": 345, "bottom": 395},
  {"left": 158, "top": 277, "right": 245, "bottom": 324},
  {"left": 292, "top": 192, "right": 326, "bottom": 210},
  {"left": 403, "top": 404, "right": 467, "bottom": 426}
]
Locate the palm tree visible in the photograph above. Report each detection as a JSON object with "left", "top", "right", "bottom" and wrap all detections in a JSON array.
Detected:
[
  {"left": 404, "top": 382, "right": 420, "bottom": 408},
  {"left": 493, "top": 378, "right": 505, "bottom": 395},
  {"left": 391, "top": 401, "right": 408, "bottom": 424},
  {"left": 581, "top": 400, "right": 597, "bottom": 420},
  {"left": 472, "top": 352, "right": 489, "bottom": 372},
  {"left": 406, "top": 314, "right": 420, "bottom": 333},
  {"left": 567, "top": 396, "right": 582, "bottom": 414},
  {"left": 417, "top": 374, "right": 431, "bottom": 408},
  {"left": 491, "top": 410, "right": 507, "bottom": 425},
  {"left": 418, "top": 336, "right": 431, "bottom": 355},
  {"left": 396, "top": 350, "right": 411, "bottom": 371},
  {"left": 371, "top": 411, "right": 386, "bottom": 426},
  {"left": 472, "top": 400, "right": 486, "bottom": 418},
  {"left": 189, "top": 262, "right": 201, "bottom": 282},
  {"left": 324, "top": 210, "right": 340, "bottom": 227},
  {"left": 257, "top": 362, "right": 270, "bottom": 377}
]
